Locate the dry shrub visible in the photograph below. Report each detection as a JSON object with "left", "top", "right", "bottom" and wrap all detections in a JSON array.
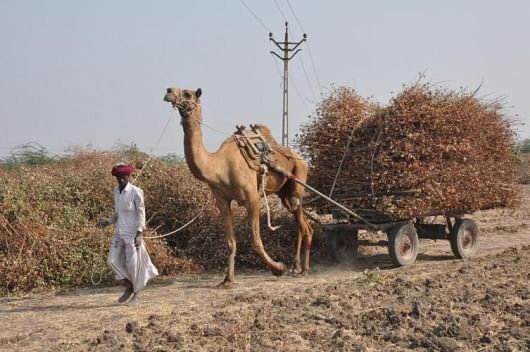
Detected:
[
  {"left": 0, "top": 151, "right": 203, "bottom": 294},
  {"left": 298, "top": 82, "right": 518, "bottom": 219},
  {"left": 0, "top": 150, "right": 318, "bottom": 294},
  {"left": 0, "top": 216, "right": 107, "bottom": 293}
]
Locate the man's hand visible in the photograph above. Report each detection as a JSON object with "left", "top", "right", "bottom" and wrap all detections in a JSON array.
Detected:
[
  {"left": 135, "top": 231, "right": 143, "bottom": 248},
  {"left": 96, "top": 219, "right": 110, "bottom": 228}
]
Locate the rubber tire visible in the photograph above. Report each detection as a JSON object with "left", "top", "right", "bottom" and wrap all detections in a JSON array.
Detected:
[
  {"left": 328, "top": 230, "right": 358, "bottom": 263},
  {"left": 388, "top": 223, "right": 419, "bottom": 267},
  {"left": 450, "top": 219, "right": 479, "bottom": 259}
]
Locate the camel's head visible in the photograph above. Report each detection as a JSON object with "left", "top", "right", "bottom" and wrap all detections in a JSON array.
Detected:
[{"left": 164, "top": 87, "right": 202, "bottom": 118}]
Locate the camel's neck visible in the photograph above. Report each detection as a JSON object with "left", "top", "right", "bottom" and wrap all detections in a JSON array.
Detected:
[{"left": 181, "top": 108, "right": 216, "bottom": 183}]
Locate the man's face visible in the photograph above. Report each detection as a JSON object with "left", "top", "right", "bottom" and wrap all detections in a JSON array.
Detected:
[{"left": 115, "top": 174, "right": 130, "bottom": 188}]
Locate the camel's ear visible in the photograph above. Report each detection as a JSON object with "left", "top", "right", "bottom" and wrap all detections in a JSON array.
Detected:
[{"left": 195, "top": 88, "right": 202, "bottom": 98}]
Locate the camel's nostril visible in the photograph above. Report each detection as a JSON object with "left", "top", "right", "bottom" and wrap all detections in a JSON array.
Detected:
[{"left": 166, "top": 88, "right": 172, "bottom": 93}]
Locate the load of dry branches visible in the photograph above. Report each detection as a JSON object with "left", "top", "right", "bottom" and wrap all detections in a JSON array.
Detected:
[{"left": 298, "top": 82, "right": 518, "bottom": 219}]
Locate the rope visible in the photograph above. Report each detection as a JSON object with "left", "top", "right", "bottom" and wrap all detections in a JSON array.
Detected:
[
  {"left": 260, "top": 164, "right": 280, "bottom": 231},
  {"left": 329, "top": 125, "right": 356, "bottom": 198},
  {"left": 132, "top": 110, "right": 175, "bottom": 182},
  {"left": 328, "top": 115, "right": 370, "bottom": 198},
  {"left": 143, "top": 211, "right": 202, "bottom": 239},
  {"left": 90, "top": 232, "right": 109, "bottom": 285},
  {"left": 201, "top": 120, "right": 233, "bottom": 137},
  {"left": 176, "top": 105, "right": 233, "bottom": 137}
]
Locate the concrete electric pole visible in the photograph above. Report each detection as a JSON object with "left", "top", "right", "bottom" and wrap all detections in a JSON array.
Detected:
[{"left": 269, "top": 22, "right": 306, "bottom": 146}]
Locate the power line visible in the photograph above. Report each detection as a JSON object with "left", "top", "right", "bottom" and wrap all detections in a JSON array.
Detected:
[
  {"left": 296, "top": 54, "right": 318, "bottom": 101},
  {"left": 271, "top": 53, "right": 311, "bottom": 120},
  {"left": 306, "top": 43, "right": 323, "bottom": 90},
  {"left": 239, "top": 0, "right": 272, "bottom": 33},
  {"left": 270, "top": 52, "right": 284, "bottom": 88},
  {"left": 272, "top": 0, "right": 288, "bottom": 23},
  {"left": 288, "top": 72, "right": 311, "bottom": 117},
  {"left": 286, "top": 0, "right": 306, "bottom": 33},
  {"left": 285, "top": 0, "right": 323, "bottom": 90}
]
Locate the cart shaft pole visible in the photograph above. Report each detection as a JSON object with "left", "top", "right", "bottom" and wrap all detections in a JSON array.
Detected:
[
  {"left": 293, "top": 178, "right": 378, "bottom": 230},
  {"left": 268, "top": 162, "right": 378, "bottom": 230}
]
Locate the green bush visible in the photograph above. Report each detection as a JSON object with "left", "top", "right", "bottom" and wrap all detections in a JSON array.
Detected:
[
  {"left": 0, "top": 142, "right": 59, "bottom": 169},
  {"left": 519, "top": 139, "right": 530, "bottom": 153}
]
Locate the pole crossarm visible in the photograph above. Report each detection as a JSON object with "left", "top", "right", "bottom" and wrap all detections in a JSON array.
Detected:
[{"left": 269, "top": 51, "right": 284, "bottom": 61}]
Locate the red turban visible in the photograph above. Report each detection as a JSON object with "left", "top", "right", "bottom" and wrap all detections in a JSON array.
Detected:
[{"left": 111, "top": 163, "right": 135, "bottom": 177}]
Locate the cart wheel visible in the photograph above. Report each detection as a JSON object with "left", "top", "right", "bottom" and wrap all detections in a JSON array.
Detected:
[
  {"left": 388, "top": 223, "right": 419, "bottom": 266},
  {"left": 328, "top": 230, "right": 358, "bottom": 263},
  {"left": 450, "top": 219, "right": 479, "bottom": 259}
]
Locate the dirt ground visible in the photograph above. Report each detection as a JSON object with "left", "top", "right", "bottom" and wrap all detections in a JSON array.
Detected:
[{"left": 1, "top": 188, "right": 530, "bottom": 352}]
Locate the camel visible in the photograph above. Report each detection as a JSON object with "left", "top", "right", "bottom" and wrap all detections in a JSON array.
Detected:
[{"left": 163, "top": 87, "right": 313, "bottom": 288}]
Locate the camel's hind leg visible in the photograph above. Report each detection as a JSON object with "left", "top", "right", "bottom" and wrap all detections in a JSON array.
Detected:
[
  {"left": 298, "top": 206, "right": 313, "bottom": 275},
  {"left": 280, "top": 161, "right": 314, "bottom": 275},
  {"left": 287, "top": 201, "right": 313, "bottom": 276}
]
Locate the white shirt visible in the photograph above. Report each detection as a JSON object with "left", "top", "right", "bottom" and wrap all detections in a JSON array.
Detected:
[{"left": 108, "top": 183, "right": 146, "bottom": 236}]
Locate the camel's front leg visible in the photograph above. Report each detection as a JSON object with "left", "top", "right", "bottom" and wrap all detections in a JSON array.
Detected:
[
  {"left": 246, "top": 196, "right": 287, "bottom": 276},
  {"left": 215, "top": 196, "right": 237, "bottom": 289}
]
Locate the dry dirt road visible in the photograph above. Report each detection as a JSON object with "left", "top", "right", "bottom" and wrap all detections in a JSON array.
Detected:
[{"left": 1, "top": 189, "right": 530, "bottom": 352}]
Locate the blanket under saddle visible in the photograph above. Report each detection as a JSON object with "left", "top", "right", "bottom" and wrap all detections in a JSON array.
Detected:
[{"left": 232, "top": 124, "right": 299, "bottom": 171}]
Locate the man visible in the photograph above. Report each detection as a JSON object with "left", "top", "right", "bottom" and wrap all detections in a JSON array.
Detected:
[{"left": 97, "top": 163, "right": 158, "bottom": 305}]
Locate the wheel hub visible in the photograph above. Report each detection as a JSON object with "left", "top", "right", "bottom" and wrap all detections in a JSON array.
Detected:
[
  {"left": 461, "top": 229, "right": 475, "bottom": 250},
  {"left": 399, "top": 233, "right": 414, "bottom": 258}
]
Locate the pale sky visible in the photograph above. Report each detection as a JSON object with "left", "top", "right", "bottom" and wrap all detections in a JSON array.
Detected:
[{"left": 1, "top": 0, "right": 529, "bottom": 158}]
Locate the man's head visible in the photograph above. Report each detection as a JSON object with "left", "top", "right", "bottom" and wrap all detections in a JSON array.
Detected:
[{"left": 111, "top": 163, "right": 135, "bottom": 188}]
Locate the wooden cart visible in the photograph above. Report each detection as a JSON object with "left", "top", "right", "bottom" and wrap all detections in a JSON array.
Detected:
[
  {"left": 323, "top": 207, "right": 480, "bottom": 267},
  {"left": 268, "top": 163, "right": 480, "bottom": 267}
]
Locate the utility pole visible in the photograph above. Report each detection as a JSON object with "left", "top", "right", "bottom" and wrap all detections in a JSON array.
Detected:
[{"left": 270, "top": 22, "right": 306, "bottom": 146}]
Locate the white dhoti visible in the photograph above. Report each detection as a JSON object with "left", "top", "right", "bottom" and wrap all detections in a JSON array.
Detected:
[{"left": 107, "top": 234, "right": 159, "bottom": 292}]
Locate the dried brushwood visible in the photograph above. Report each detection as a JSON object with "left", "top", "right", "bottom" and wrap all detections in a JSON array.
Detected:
[{"left": 298, "top": 82, "right": 518, "bottom": 219}]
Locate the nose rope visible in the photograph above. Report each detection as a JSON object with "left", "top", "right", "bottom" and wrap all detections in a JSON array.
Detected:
[
  {"left": 132, "top": 110, "right": 175, "bottom": 183},
  {"left": 172, "top": 104, "right": 232, "bottom": 137}
]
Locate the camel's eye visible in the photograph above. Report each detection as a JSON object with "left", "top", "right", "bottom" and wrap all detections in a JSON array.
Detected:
[
  {"left": 183, "top": 91, "right": 192, "bottom": 99},
  {"left": 166, "top": 88, "right": 172, "bottom": 93}
]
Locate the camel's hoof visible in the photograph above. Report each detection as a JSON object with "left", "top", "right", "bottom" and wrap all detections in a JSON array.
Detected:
[
  {"left": 290, "top": 268, "right": 309, "bottom": 278},
  {"left": 271, "top": 262, "right": 287, "bottom": 277},
  {"left": 299, "top": 270, "right": 309, "bottom": 278},
  {"left": 290, "top": 266, "right": 303, "bottom": 275},
  {"left": 216, "top": 280, "right": 236, "bottom": 289}
]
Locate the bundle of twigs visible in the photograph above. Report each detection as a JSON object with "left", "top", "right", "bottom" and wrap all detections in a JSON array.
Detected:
[{"left": 298, "top": 82, "right": 518, "bottom": 219}]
